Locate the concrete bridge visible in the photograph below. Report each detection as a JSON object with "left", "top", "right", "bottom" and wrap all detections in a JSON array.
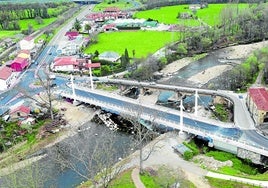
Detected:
[
  {"left": 56, "top": 83, "right": 268, "bottom": 164},
  {"left": 72, "top": 0, "right": 101, "bottom": 4}
]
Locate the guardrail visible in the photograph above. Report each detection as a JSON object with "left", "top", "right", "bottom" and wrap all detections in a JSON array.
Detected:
[{"left": 57, "top": 90, "right": 268, "bottom": 157}]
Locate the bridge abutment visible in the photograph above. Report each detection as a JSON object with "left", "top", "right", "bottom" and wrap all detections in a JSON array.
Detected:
[
  {"left": 179, "top": 131, "right": 189, "bottom": 139},
  {"left": 237, "top": 147, "right": 262, "bottom": 164}
]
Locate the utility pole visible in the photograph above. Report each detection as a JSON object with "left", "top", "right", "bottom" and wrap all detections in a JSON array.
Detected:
[
  {"left": 89, "top": 66, "right": 94, "bottom": 90},
  {"left": 71, "top": 74, "right": 76, "bottom": 103}
]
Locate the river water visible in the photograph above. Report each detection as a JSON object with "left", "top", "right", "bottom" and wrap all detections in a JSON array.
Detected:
[
  {"left": 0, "top": 122, "right": 134, "bottom": 188},
  {"left": 161, "top": 48, "right": 244, "bottom": 89}
]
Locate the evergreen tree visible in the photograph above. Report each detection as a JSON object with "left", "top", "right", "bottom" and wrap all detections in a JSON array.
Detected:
[{"left": 73, "top": 18, "right": 81, "bottom": 31}]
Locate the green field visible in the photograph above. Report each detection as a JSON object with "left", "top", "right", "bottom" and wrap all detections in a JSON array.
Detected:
[
  {"left": 18, "top": 17, "right": 57, "bottom": 31},
  {"left": 0, "top": 31, "right": 21, "bottom": 40},
  {"left": 0, "top": 18, "right": 57, "bottom": 39},
  {"left": 134, "top": 4, "right": 250, "bottom": 26},
  {"left": 85, "top": 31, "right": 180, "bottom": 58},
  {"left": 93, "top": 0, "right": 133, "bottom": 12}
]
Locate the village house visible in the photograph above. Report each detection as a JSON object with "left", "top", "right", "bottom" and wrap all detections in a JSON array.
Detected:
[
  {"left": 51, "top": 56, "right": 100, "bottom": 73},
  {"left": 9, "top": 105, "right": 31, "bottom": 121},
  {"left": 246, "top": 87, "right": 268, "bottom": 125},
  {"left": 65, "top": 31, "right": 80, "bottom": 40},
  {"left": 51, "top": 56, "right": 78, "bottom": 72},
  {"left": 17, "top": 50, "right": 31, "bottom": 60},
  {"left": 18, "top": 36, "right": 35, "bottom": 51},
  {"left": 0, "top": 66, "right": 16, "bottom": 90},
  {"left": 10, "top": 57, "right": 29, "bottom": 72},
  {"left": 86, "top": 7, "right": 129, "bottom": 23},
  {"left": 98, "top": 51, "right": 121, "bottom": 62}
]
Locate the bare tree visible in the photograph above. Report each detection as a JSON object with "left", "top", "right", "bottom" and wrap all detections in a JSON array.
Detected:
[
  {"left": 19, "top": 71, "right": 56, "bottom": 120},
  {"left": 48, "top": 126, "right": 130, "bottom": 188},
  {"left": 121, "top": 104, "right": 162, "bottom": 174},
  {"left": 0, "top": 156, "right": 53, "bottom": 188}
]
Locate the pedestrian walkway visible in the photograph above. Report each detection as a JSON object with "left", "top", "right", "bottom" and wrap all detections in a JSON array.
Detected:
[
  {"left": 207, "top": 171, "right": 268, "bottom": 188},
  {"left": 131, "top": 168, "right": 145, "bottom": 188}
]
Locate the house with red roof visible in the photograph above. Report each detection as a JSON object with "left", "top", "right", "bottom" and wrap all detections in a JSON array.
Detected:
[
  {"left": 65, "top": 31, "right": 80, "bottom": 40},
  {"left": 0, "top": 66, "right": 16, "bottom": 90},
  {"left": 246, "top": 87, "right": 268, "bottom": 125},
  {"left": 19, "top": 36, "right": 35, "bottom": 51},
  {"left": 10, "top": 57, "right": 29, "bottom": 72},
  {"left": 51, "top": 56, "right": 78, "bottom": 72},
  {"left": 9, "top": 105, "right": 31, "bottom": 120},
  {"left": 51, "top": 57, "right": 100, "bottom": 73}
]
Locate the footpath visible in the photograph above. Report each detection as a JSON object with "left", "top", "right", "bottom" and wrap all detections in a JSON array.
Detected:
[{"left": 128, "top": 132, "right": 268, "bottom": 188}]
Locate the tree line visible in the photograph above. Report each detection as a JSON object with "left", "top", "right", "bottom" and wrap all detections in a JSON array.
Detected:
[
  {"left": 0, "top": 2, "right": 74, "bottom": 30},
  {"left": 142, "top": 0, "right": 264, "bottom": 9}
]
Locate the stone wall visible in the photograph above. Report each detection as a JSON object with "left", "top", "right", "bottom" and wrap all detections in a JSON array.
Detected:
[{"left": 237, "top": 147, "right": 261, "bottom": 164}]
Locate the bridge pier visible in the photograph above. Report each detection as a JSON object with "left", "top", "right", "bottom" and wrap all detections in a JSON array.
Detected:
[
  {"left": 179, "top": 131, "right": 189, "bottom": 139},
  {"left": 179, "top": 99, "right": 188, "bottom": 139},
  {"left": 194, "top": 90, "right": 198, "bottom": 116}
]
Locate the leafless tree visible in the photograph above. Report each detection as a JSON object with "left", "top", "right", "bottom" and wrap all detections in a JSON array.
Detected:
[
  {"left": 18, "top": 71, "right": 56, "bottom": 120},
  {"left": 121, "top": 103, "right": 162, "bottom": 174},
  {"left": 0, "top": 156, "right": 53, "bottom": 188},
  {"left": 48, "top": 126, "right": 129, "bottom": 188}
]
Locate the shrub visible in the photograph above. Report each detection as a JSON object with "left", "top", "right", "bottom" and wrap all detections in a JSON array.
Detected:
[{"left": 183, "top": 151, "right": 194, "bottom": 160}]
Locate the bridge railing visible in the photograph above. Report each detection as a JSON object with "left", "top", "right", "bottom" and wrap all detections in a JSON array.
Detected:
[{"left": 58, "top": 91, "right": 268, "bottom": 157}]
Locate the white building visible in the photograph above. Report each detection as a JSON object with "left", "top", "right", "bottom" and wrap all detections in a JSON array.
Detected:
[
  {"left": 0, "top": 66, "right": 16, "bottom": 90},
  {"left": 50, "top": 57, "right": 100, "bottom": 73},
  {"left": 51, "top": 56, "right": 78, "bottom": 72},
  {"left": 18, "top": 36, "right": 35, "bottom": 51},
  {"left": 98, "top": 51, "right": 121, "bottom": 62}
]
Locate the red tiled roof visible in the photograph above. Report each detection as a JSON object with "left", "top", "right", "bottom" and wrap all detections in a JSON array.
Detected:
[
  {"left": 11, "top": 57, "right": 29, "bottom": 71},
  {"left": 103, "top": 24, "right": 116, "bottom": 29},
  {"left": 85, "top": 63, "right": 101, "bottom": 68},
  {"left": 249, "top": 87, "right": 268, "bottom": 111},
  {"left": 65, "top": 31, "right": 79, "bottom": 37},
  {"left": 12, "top": 57, "right": 27, "bottom": 64},
  {"left": 10, "top": 105, "right": 31, "bottom": 115},
  {"left": 76, "top": 59, "right": 87, "bottom": 64},
  {"left": 54, "top": 57, "right": 77, "bottom": 66},
  {"left": 0, "top": 66, "right": 13, "bottom": 80}
]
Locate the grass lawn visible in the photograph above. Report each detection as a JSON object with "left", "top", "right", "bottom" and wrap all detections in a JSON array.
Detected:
[
  {"left": 18, "top": 17, "right": 57, "bottom": 31},
  {"left": 134, "top": 4, "right": 249, "bottom": 26},
  {"left": 196, "top": 3, "right": 249, "bottom": 26},
  {"left": 109, "top": 169, "right": 135, "bottom": 188},
  {"left": 93, "top": 0, "right": 133, "bottom": 12},
  {"left": 206, "top": 177, "right": 261, "bottom": 188},
  {"left": 0, "top": 30, "right": 21, "bottom": 40},
  {"left": 0, "top": 17, "right": 57, "bottom": 39},
  {"left": 85, "top": 31, "right": 180, "bottom": 58}
]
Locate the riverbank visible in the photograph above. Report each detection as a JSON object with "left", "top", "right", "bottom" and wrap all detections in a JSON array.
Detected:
[
  {"left": 0, "top": 100, "right": 97, "bottom": 177},
  {"left": 44, "top": 101, "right": 97, "bottom": 148},
  {"left": 159, "top": 40, "right": 268, "bottom": 85}
]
